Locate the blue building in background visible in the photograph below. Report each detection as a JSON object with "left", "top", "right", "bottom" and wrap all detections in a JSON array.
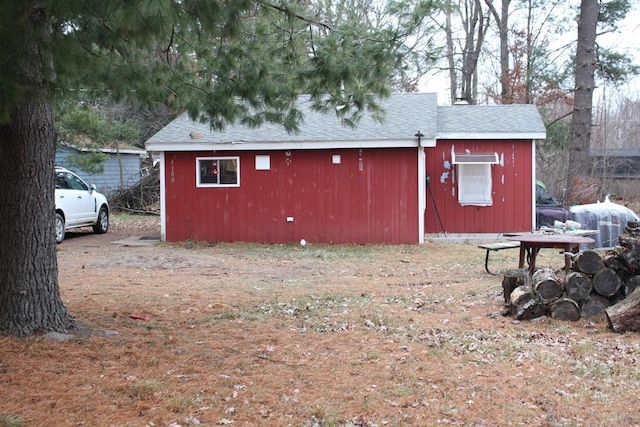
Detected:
[{"left": 55, "top": 143, "right": 147, "bottom": 198}]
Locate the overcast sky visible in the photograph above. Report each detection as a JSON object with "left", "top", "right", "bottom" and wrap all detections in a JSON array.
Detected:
[{"left": 421, "top": 1, "right": 640, "bottom": 105}]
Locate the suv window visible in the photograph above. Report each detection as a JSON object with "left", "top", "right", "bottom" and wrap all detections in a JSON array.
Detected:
[
  {"left": 56, "top": 171, "right": 89, "bottom": 191},
  {"left": 55, "top": 173, "right": 69, "bottom": 189}
]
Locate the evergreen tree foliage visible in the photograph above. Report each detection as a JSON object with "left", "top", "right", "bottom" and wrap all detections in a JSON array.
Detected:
[
  {"left": 47, "top": 0, "right": 437, "bottom": 130},
  {"left": 56, "top": 102, "right": 143, "bottom": 173},
  {"left": 0, "top": 0, "right": 441, "bottom": 337}
]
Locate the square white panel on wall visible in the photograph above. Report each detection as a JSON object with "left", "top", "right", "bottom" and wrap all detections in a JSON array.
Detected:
[
  {"left": 332, "top": 154, "right": 341, "bottom": 164},
  {"left": 255, "top": 155, "right": 270, "bottom": 170}
]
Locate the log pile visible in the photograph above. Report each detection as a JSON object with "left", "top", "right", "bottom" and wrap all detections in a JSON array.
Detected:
[{"left": 502, "top": 221, "right": 640, "bottom": 332}]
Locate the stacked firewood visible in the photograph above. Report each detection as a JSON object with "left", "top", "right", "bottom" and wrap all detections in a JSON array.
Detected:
[{"left": 502, "top": 221, "right": 640, "bottom": 332}]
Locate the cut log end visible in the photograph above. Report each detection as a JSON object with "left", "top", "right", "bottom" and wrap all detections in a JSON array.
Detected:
[
  {"left": 624, "top": 275, "right": 640, "bottom": 298},
  {"left": 592, "top": 267, "right": 622, "bottom": 297},
  {"left": 510, "top": 286, "right": 545, "bottom": 321},
  {"left": 581, "top": 295, "right": 611, "bottom": 318},
  {"left": 532, "top": 268, "right": 563, "bottom": 303},
  {"left": 551, "top": 298, "right": 581, "bottom": 321},
  {"left": 573, "top": 250, "right": 604, "bottom": 275},
  {"left": 605, "top": 289, "right": 640, "bottom": 333},
  {"left": 501, "top": 269, "right": 529, "bottom": 306},
  {"left": 565, "top": 271, "right": 592, "bottom": 302}
]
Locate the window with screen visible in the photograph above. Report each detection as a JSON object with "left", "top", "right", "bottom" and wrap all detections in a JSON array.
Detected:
[
  {"left": 457, "top": 163, "right": 492, "bottom": 206},
  {"left": 452, "top": 149, "right": 497, "bottom": 207}
]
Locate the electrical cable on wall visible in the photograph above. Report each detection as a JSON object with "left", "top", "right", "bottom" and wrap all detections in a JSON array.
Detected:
[
  {"left": 415, "top": 130, "right": 446, "bottom": 237},
  {"left": 426, "top": 174, "right": 447, "bottom": 237}
]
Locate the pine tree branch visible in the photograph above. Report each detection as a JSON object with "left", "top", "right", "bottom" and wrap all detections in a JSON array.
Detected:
[{"left": 256, "top": 0, "right": 331, "bottom": 31}]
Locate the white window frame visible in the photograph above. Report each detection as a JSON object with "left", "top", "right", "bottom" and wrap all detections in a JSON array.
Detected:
[{"left": 196, "top": 156, "right": 240, "bottom": 188}]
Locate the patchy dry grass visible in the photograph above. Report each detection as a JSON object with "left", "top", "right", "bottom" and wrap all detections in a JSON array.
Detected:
[{"left": 1, "top": 213, "right": 639, "bottom": 426}]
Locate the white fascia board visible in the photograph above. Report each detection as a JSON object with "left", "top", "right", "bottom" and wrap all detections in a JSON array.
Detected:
[
  {"left": 420, "top": 138, "right": 437, "bottom": 148},
  {"left": 70, "top": 146, "right": 147, "bottom": 155},
  {"left": 146, "top": 138, "right": 420, "bottom": 152},
  {"left": 437, "top": 132, "right": 546, "bottom": 140},
  {"left": 99, "top": 148, "right": 147, "bottom": 155}
]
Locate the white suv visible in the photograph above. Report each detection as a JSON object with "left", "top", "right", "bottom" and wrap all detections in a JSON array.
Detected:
[{"left": 55, "top": 166, "right": 110, "bottom": 243}]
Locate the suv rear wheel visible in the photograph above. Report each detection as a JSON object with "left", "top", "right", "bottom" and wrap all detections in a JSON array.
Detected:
[
  {"left": 92, "top": 206, "right": 109, "bottom": 234},
  {"left": 55, "top": 213, "right": 65, "bottom": 243}
]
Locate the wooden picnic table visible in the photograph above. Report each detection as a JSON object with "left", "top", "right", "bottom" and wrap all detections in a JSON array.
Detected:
[{"left": 506, "top": 233, "right": 595, "bottom": 273}]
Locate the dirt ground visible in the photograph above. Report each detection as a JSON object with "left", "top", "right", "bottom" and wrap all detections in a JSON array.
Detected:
[{"left": 1, "top": 213, "right": 640, "bottom": 427}]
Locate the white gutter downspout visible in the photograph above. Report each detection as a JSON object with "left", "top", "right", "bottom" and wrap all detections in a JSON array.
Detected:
[
  {"left": 159, "top": 152, "right": 167, "bottom": 242},
  {"left": 532, "top": 140, "right": 537, "bottom": 230},
  {"left": 418, "top": 148, "right": 426, "bottom": 243}
]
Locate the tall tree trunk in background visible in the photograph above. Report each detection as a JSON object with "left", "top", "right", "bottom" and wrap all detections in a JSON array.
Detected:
[
  {"left": 460, "top": 0, "right": 487, "bottom": 104},
  {"left": 445, "top": 0, "right": 489, "bottom": 104},
  {"left": 446, "top": 0, "right": 458, "bottom": 103},
  {"left": 524, "top": 0, "right": 534, "bottom": 104},
  {"left": 485, "top": 0, "right": 511, "bottom": 102},
  {"left": 0, "top": 3, "right": 77, "bottom": 336},
  {"left": 567, "top": 0, "right": 598, "bottom": 204}
]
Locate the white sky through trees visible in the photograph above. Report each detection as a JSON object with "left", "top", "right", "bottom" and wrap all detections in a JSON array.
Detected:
[{"left": 420, "top": 0, "right": 640, "bottom": 105}]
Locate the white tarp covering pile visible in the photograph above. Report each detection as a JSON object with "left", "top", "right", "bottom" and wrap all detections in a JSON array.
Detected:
[{"left": 570, "top": 200, "right": 640, "bottom": 248}]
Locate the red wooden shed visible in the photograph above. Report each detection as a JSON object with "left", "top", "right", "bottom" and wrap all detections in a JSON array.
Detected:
[
  {"left": 146, "top": 94, "right": 546, "bottom": 244},
  {"left": 424, "top": 104, "right": 542, "bottom": 238}
]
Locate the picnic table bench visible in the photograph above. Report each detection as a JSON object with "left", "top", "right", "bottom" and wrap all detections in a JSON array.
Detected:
[
  {"left": 507, "top": 233, "right": 595, "bottom": 273},
  {"left": 478, "top": 241, "right": 521, "bottom": 275}
]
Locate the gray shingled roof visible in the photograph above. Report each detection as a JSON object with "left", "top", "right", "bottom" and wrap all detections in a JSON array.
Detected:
[
  {"left": 147, "top": 93, "right": 438, "bottom": 147},
  {"left": 437, "top": 104, "right": 546, "bottom": 135},
  {"left": 146, "top": 94, "right": 546, "bottom": 150}
]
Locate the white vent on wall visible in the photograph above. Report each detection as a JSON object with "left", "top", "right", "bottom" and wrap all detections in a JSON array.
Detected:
[{"left": 255, "top": 155, "right": 270, "bottom": 170}]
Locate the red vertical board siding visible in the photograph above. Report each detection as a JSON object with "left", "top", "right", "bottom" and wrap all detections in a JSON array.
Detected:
[
  {"left": 424, "top": 140, "right": 533, "bottom": 234},
  {"left": 164, "top": 148, "right": 419, "bottom": 244}
]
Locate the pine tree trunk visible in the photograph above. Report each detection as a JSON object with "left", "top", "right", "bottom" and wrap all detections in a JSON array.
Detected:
[
  {"left": 0, "top": 3, "right": 77, "bottom": 337},
  {"left": 566, "top": 0, "right": 598, "bottom": 204}
]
